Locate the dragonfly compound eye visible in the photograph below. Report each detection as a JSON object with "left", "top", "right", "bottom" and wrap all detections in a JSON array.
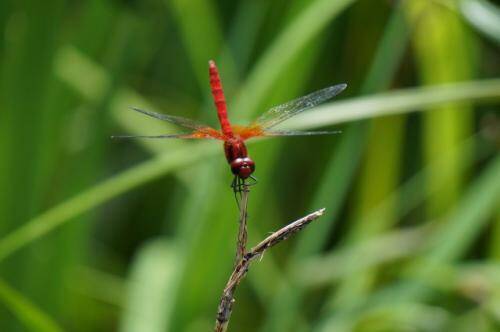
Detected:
[{"left": 230, "top": 157, "right": 255, "bottom": 179}]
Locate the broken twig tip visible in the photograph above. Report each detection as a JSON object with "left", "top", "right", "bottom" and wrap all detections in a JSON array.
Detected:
[{"left": 215, "top": 198, "right": 325, "bottom": 331}]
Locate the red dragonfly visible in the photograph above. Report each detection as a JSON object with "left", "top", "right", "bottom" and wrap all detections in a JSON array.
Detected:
[{"left": 115, "top": 60, "right": 346, "bottom": 192}]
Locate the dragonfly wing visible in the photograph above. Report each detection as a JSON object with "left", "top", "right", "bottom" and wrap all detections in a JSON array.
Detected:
[
  {"left": 111, "top": 133, "right": 220, "bottom": 139},
  {"left": 252, "top": 83, "right": 347, "bottom": 129},
  {"left": 129, "top": 107, "right": 225, "bottom": 140},
  {"left": 233, "top": 125, "right": 341, "bottom": 140},
  {"left": 263, "top": 129, "right": 342, "bottom": 136},
  {"left": 232, "top": 125, "right": 265, "bottom": 141}
]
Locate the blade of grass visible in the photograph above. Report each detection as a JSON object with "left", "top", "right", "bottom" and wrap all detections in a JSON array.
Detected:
[
  {"left": 233, "top": 0, "right": 356, "bottom": 120},
  {"left": 405, "top": 0, "right": 476, "bottom": 218},
  {"left": 0, "top": 279, "right": 63, "bottom": 332},
  {"left": 346, "top": 302, "right": 450, "bottom": 332},
  {"left": 55, "top": 45, "right": 188, "bottom": 155},
  {"left": 315, "top": 153, "right": 500, "bottom": 331},
  {"left": 332, "top": 117, "right": 405, "bottom": 304},
  {"left": 284, "top": 78, "right": 500, "bottom": 130},
  {"left": 316, "top": 132, "right": 494, "bottom": 321},
  {"left": 317, "top": 264, "right": 500, "bottom": 331},
  {"left": 227, "top": 1, "right": 270, "bottom": 76},
  {"left": 490, "top": 211, "right": 500, "bottom": 259},
  {"left": 52, "top": 8, "right": 170, "bottom": 328},
  {"left": 0, "top": 142, "right": 216, "bottom": 262},
  {"left": 71, "top": 267, "right": 126, "bottom": 308},
  {"left": 416, "top": 156, "right": 500, "bottom": 266},
  {"left": 296, "top": 226, "right": 429, "bottom": 287},
  {"left": 119, "top": 239, "right": 180, "bottom": 332},
  {"left": 461, "top": 0, "right": 500, "bottom": 45},
  {"left": 260, "top": 4, "right": 411, "bottom": 330},
  {"left": 166, "top": 0, "right": 224, "bottom": 86},
  {"left": 298, "top": 134, "right": 494, "bottom": 287},
  {"left": 350, "top": 121, "right": 404, "bottom": 233},
  {"left": 330, "top": 1, "right": 411, "bottom": 309},
  {"left": 0, "top": 0, "right": 95, "bottom": 326}
]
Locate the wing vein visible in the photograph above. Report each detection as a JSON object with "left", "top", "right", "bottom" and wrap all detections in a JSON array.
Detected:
[{"left": 253, "top": 84, "right": 347, "bottom": 129}]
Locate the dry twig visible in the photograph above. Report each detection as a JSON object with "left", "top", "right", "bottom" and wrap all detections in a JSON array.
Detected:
[
  {"left": 214, "top": 193, "right": 325, "bottom": 332},
  {"left": 235, "top": 187, "right": 249, "bottom": 264}
]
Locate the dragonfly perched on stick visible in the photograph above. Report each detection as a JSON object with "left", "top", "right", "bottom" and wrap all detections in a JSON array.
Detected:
[{"left": 113, "top": 60, "right": 346, "bottom": 193}]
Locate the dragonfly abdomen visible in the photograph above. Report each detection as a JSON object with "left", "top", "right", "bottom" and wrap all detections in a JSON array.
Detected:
[{"left": 209, "top": 60, "right": 233, "bottom": 138}]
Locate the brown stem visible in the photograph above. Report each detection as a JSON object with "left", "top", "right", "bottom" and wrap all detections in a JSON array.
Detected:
[
  {"left": 214, "top": 208, "right": 326, "bottom": 332},
  {"left": 235, "top": 186, "right": 249, "bottom": 264}
]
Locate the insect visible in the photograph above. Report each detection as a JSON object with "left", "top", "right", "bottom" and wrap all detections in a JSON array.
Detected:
[{"left": 114, "top": 60, "right": 346, "bottom": 193}]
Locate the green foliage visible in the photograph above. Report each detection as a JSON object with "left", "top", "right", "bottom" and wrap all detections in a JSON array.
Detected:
[
  {"left": 0, "top": 279, "right": 63, "bottom": 332},
  {"left": 0, "top": 0, "right": 499, "bottom": 331}
]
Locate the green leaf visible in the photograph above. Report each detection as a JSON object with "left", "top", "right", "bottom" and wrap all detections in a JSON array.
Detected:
[
  {"left": 119, "top": 239, "right": 180, "bottom": 332},
  {"left": 461, "top": 0, "right": 500, "bottom": 45},
  {"left": 0, "top": 279, "right": 63, "bottom": 332},
  {"left": 233, "top": 0, "right": 356, "bottom": 119},
  {"left": 315, "top": 153, "right": 500, "bottom": 331},
  {"left": 0, "top": 142, "right": 217, "bottom": 261},
  {"left": 284, "top": 78, "right": 500, "bottom": 130},
  {"left": 296, "top": 227, "right": 428, "bottom": 286}
]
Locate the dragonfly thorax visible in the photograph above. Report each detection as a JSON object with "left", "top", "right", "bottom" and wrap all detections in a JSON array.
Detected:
[
  {"left": 224, "top": 139, "right": 247, "bottom": 162},
  {"left": 224, "top": 139, "right": 254, "bottom": 178}
]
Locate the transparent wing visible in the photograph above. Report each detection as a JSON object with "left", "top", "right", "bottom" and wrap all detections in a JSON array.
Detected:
[
  {"left": 111, "top": 133, "right": 220, "bottom": 140},
  {"left": 232, "top": 125, "right": 264, "bottom": 141},
  {"left": 232, "top": 125, "right": 340, "bottom": 141},
  {"left": 252, "top": 83, "right": 347, "bottom": 130},
  {"left": 263, "top": 129, "right": 342, "bottom": 136},
  {"left": 126, "top": 107, "right": 225, "bottom": 140}
]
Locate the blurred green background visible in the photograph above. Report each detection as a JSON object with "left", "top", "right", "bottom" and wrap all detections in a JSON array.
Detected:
[{"left": 0, "top": 0, "right": 500, "bottom": 331}]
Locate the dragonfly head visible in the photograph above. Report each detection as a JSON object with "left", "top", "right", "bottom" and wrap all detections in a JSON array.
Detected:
[{"left": 230, "top": 157, "right": 255, "bottom": 179}]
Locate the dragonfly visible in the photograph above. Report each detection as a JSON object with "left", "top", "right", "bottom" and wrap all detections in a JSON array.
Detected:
[{"left": 114, "top": 60, "right": 346, "bottom": 193}]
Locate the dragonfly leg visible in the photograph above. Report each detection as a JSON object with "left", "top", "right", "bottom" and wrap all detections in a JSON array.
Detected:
[
  {"left": 230, "top": 176, "right": 236, "bottom": 190},
  {"left": 237, "top": 177, "right": 246, "bottom": 197},
  {"left": 230, "top": 176, "right": 255, "bottom": 208},
  {"left": 231, "top": 176, "right": 242, "bottom": 207},
  {"left": 244, "top": 175, "right": 258, "bottom": 187},
  {"left": 238, "top": 176, "right": 253, "bottom": 193}
]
